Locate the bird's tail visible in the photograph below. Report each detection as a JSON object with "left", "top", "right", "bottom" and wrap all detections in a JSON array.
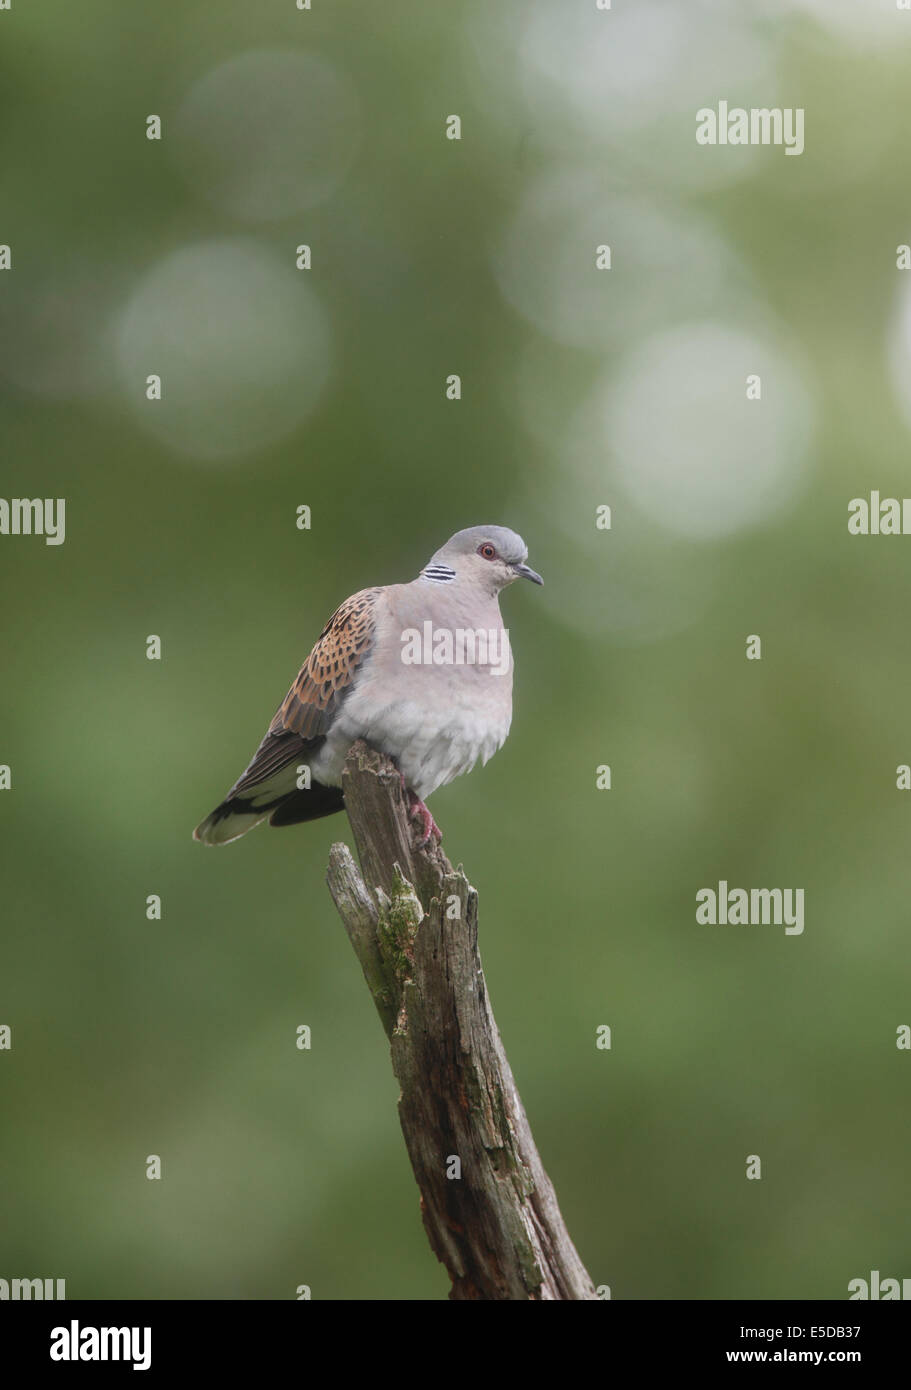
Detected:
[{"left": 193, "top": 783, "right": 345, "bottom": 846}]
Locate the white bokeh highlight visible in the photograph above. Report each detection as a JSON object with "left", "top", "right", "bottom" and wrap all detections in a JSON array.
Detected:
[
  {"left": 492, "top": 178, "right": 751, "bottom": 352},
  {"left": 464, "top": 0, "right": 778, "bottom": 192},
  {"left": 519, "top": 0, "right": 774, "bottom": 138},
  {"left": 600, "top": 322, "right": 815, "bottom": 539},
  {"left": 115, "top": 239, "right": 330, "bottom": 462}
]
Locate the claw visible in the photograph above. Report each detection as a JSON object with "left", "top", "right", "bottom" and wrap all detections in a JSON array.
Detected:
[{"left": 405, "top": 789, "right": 442, "bottom": 847}]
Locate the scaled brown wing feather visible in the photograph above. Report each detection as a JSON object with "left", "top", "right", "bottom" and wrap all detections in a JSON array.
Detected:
[
  {"left": 224, "top": 587, "right": 381, "bottom": 801},
  {"left": 270, "top": 586, "right": 381, "bottom": 740}
]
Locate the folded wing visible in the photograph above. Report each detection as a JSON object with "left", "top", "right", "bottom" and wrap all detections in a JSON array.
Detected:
[{"left": 193, "top": 587, "right": 381, "bottom": 844}]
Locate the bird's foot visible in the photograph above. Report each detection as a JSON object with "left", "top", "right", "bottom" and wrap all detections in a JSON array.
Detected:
[{"left": 405, "top": 789, "right": 442, "bottom": 847}]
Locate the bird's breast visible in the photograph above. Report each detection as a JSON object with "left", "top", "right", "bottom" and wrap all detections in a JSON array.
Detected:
[{"left": 314, "top": 646, "right": 514, "bottom": 800}]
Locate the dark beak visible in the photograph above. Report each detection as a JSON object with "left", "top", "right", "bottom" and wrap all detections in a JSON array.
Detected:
[{"left": 513, "top": 561, "right": 543, "bottom": 586}]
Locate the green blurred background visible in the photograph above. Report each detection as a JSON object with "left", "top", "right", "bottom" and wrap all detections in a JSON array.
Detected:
[{"left": 2, "top": 0, "right": 911, "bottom": 1299}]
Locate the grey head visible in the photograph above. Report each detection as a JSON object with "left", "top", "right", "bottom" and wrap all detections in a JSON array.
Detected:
[{"left": 421, "top": 525, "right": 543, "bottom": 593}]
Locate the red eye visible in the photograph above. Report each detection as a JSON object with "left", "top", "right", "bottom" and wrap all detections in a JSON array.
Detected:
[{"left": 478, "top": 543, "right": 496, "bottom": 560}]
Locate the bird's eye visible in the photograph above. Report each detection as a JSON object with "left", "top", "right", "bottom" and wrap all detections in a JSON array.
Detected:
[{"left": 478, "top": 543, "right": 497, "bottom": 560}]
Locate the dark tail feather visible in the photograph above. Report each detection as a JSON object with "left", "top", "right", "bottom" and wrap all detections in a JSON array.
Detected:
[
  {"left": 194, "top": 782, "right": 344, "bottom": 845},
  {"left": 268, "top": 783, "right": 345, "bottom": 827}
]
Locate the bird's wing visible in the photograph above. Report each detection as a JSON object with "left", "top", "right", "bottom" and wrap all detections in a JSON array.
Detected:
[
  {"left": 224, "top": 586, "right": 382, "bottom": 800},
  {"left": 270, "top": 586, "right": 381, "bottom": 739}
]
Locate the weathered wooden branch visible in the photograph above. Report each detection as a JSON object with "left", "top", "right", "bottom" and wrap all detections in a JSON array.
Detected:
[{"left": 325, "top": 741, "right": 596, "bottom": 1301}]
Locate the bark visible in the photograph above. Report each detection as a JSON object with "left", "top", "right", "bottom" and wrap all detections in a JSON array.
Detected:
[{"left": 325, "top": 740, "right": 597, "bottom": 1301}]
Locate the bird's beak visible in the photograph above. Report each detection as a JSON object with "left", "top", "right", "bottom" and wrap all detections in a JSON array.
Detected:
[{"left": 512, "top": 561, "right": 543, "bottom": 586}]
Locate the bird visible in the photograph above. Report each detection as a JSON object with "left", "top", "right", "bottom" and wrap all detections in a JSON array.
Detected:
[{"left": 193, "top": 525, "right": 542, "bottom": 848}]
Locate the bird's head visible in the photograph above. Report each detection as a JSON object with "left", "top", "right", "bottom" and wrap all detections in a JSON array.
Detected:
[{"left": 423, "top": 525, "right": 543, "bottom": 595}]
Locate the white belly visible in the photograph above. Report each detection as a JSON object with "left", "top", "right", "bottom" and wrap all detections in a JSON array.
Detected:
[{"left": 312, "top": 667, "right": 513, "bottom": 801}]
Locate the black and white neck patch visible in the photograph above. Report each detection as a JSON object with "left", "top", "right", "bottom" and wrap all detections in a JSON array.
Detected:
[{"left": 421, "top": 564, "right": 456, "bottom": 584}]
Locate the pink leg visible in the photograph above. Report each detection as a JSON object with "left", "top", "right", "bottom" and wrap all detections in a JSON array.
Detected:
[{"left": 404, "top": 787, "right": 443, "bottom": 847}]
